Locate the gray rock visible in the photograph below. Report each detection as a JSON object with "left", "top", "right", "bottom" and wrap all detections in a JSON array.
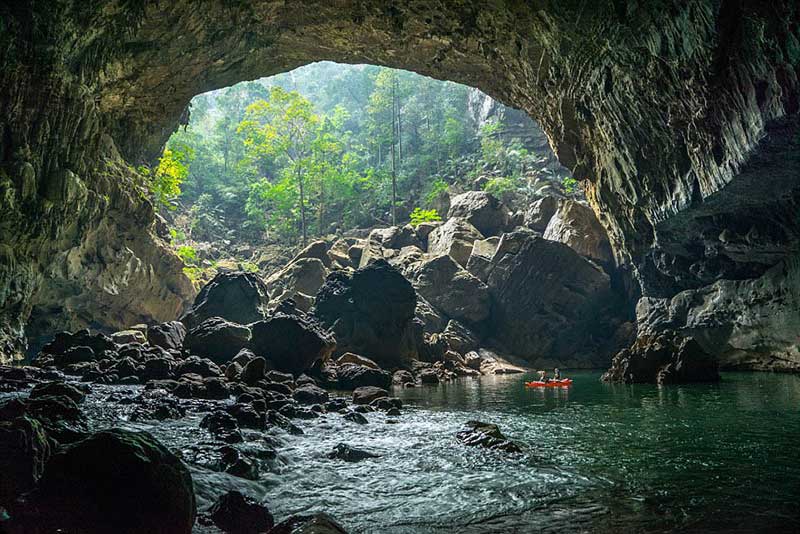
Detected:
[
  {"left": 427, "top": 217, "right": 484, "bottom": 268},
  {"left": 447, "top": 191, "right": 510, "bottom": 237}
]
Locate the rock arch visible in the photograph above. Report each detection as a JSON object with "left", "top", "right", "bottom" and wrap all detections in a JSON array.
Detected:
[{"left": 0, "top": 1, "right": 798, "bottom": 361}]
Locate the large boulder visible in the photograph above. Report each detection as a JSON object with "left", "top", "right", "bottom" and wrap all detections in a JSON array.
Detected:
[
  {"left": 183, "top": 317, "right": 251, "bottom": 364},
  {"left": 485, "top": 229, "right": 623, "bottom": 365},
  {"left": 266, "top": 257, "right": 328, "bottom": 305},
  {"left": 249, "top": 314, "right": 336, "bottom": 375},
  {"left": 427, "top": 217, "right": 484, "bottom": 268},
  {"left": 439, "top": 320, "right": 480, "bottom": 354},
  {"left": 0, "top": 415, "right": 51, "bottom": 506},
  {"left": 413, "top": 255, "right": 490, "bottom": 325},
  {"left": 314, "top": 260, "right": 420, "bottom": 367},
  {"left": 465, "top": 236, "right": 500, "bottom": 282},
  {"left": 447, "top": 191, "right": 510, "bottom": 237},
  {"left": 19, "top": 429, "right": 196, "bottom": 534},
  {"left": 415, "top": 295, "right": 448, "bottom": 334},
  {"left": 602, "top": 332, "right": 720, "bottom": 384},
  {"left": 146, "top": 321, "right": 187, "bottom": 350},
  {"left": 523, "top": 196, "right": 559, "bottom": 232},
  {"left": 181, "top": 271, "right": 269, "bottom": 329},
  {"left": 41, "top": 329, "right": 115, "bottom": 357},
  {"left": 270, "top": 513, "right": 348, "bottom": 534},
  {"left": 456, "top": 420, "right": 521, "bottom": 453},
  {"left": 543, "top": 200, "right": 613, "bottom": 264},
  {"left": 203, "top": 491, "right": 274, "bottom": 534},
  {"left": 336, "top": 363, "right": 392, "bottom": 390},
  {"left": 359, "top": 225, "right": 421, "bottom": 268}
]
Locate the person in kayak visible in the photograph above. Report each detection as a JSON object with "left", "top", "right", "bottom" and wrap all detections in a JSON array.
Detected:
[
  {"left": 553, "top": 368, "right": 561, "bottom": 380},
  {"left": 537, "top": 370, "right": 547, "bottom": 382}
]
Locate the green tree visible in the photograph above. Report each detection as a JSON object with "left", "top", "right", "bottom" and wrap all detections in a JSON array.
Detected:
[{"left": 238, "top": 87, "right": 320, "bottom": 244}]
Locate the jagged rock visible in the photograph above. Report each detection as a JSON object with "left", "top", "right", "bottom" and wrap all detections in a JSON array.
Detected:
[
  {"left": 23, "top": 394, "right": 88, "bottom": 444},
  {"left": 292, "top": 239, "right": 332, "bottom": 268},
  {"left": 447, "top": 191, "right": 510, "bottom": 237},
  {"left": 336, "top": 352, "right": 380, "bottom": 369},
  {"left": 292, "top": 384, "right": 330, "bottom": 405},
  {"left": 413, "top": 255, "right": 490, "bottom": 324},
  {"left": 219, "top": 446, "right": 259, "bottom": 480},
  {"left": 485, "top": 230, "right": 623, "bottom": 365},
  {"left": 0, "top": 415, "right": 51, "bottom": 506},
  {"left": 336, "top": 363, "right": 391, "bottom": 390},
  {"left": 20, "top": 429, "right": 196, "bottom": 534},
  {"left": 41, "top": 329, "right": 115, "bottom": 358},
  {"left": 415, "top": 295, "right": 448, "bottom": 334},
  {"left": 270, "top": 512, "right": 348, "bottom": 534},
  {"left": 456, "top": 420, "right": 521, "bottom": 453},
  {"left": 146, "top": 321, "right": 187, "bottom": 350},
  {"left": 200, "top": 410, "right": 244, "bottom": 443},
  {"left": 418, "top": 368, "right": 440, "bottom": 384},
  {"left": 602, "top": 332, "right": 720, "bottom": 385},
  {"left": 110, "top": 329, "right": 146, "bottom": 344},
  {"left": 352, "top": 386, "right": 388, "bottom": 405},
  {"left": 427, "top": 217, "right": 484, "bottom": 268},
  {"left": 543, "top": 200, "right": 613, "bottom": 263},
  {"left": 327, "top": 443, "right": 379, "bottom": 462},
  {"left": 30, "top": 381, "right": 88, "bottom": 403},
  {"left": 440, "top": 320, "right": 480, "bottom": 354},
  {"left": 392, "top": 370, "right": 415, "bottom": 387},
  {"left": 359, "top": 226, "right": 422, "bottom": 268},
  {"left": 240, "top": 356, "right": 267, "bottom": 385},
  {"left": 314, "top": 260, "right": 419, "bottom": 367},
  {"left": 181, "top": 271, "right": 269, "bottom": 329},
  {"left": 328, "top": 238, "right": 355, "bottom": 268},
  {"left": 183, "top": 317, "right": 251, "bottom": 364},
  {"left": 203, "top": 491, "right": 274, "bottom": 534},
  {"left": 250, "top": 314, "right": 336, "bottom": 375},
  {"left": 174, "top": 355, "right": 223, "bottom": 378},
  {"left": 465, "top": 236, "right": 500, "bottom": 282},
  {"left": 387, "top": 245, "right": 426, "bottom": 277},
  {"left": 129, "top": 390, "right": 185, "bottom": 422},
  {"left": 523, "top": 196, "right": 559, "bottom": 232},
  {"left": 343, "top": 411, "right": 369, "bottom": 425},
  {"left": 266, "top": 257, "right": 328, "bottom": 304}
]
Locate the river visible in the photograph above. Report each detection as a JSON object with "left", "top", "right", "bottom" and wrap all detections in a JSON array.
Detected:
[{"left": 75, "top": 371, "right": 800, "bottom": 533}]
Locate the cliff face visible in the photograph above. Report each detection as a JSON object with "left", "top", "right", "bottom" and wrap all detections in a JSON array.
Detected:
[{"left": 0, "top": 1, "right": 798, "bottom": 366}]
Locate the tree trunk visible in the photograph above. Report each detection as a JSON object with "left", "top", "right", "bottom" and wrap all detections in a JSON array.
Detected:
[
  {"left": 298, "top": 165, "right": 307, "bottom": 245},
  {"left": 391, "top": 79, "right": 397, "bottom": 226}
]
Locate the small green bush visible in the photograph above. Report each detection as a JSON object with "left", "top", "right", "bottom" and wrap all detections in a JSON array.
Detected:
[
  {"left": 176, "top": 245, "right": 198, "bottom": 266},
  {"left": 409, "top": 207, "right": 442, "bottom": 227}
]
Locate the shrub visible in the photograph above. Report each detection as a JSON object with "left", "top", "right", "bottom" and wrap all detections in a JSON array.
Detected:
[{"left": 409, "top": 207, "right": 442, "bottom": 227}]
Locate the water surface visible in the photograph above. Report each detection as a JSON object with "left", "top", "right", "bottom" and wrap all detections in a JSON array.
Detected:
[{"left": 85, "top": 371, "right": 800, "bottom": 533}]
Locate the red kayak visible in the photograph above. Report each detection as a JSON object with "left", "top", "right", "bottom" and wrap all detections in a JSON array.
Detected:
[{"left": 525, "top": 379, "right": 572, "bottom": 388}]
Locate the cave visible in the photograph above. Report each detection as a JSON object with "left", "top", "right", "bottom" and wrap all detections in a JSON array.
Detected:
[{"left": 1, "top": 2, "right": 799, "bottom": 533}]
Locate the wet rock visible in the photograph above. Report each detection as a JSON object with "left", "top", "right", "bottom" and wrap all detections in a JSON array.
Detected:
[
  {"left": 146, "top": 321, "right": 187, "bottom": 350},
  {"left": 140, "top": 356, "right": 175, "bottom": 380},
  {"left": 314, "top": 260, "right": 419, "bottom": 367},
  {"left": 327, "top": 443, "right": 379, "bottom": 462},
  {"left": 260, "top": 381, "right": 294, "bottom": 396},
  {"left": 203, "top": 490, "right": 274, "bottom": 534},
  {"left": 370, "top": 397, "right": 402, "bottom": 411},
  {"left": 266, "top": 411, "right": 304, "bottom": 435},
  {"left": 184, "top": 317, "right": 252, "bottom": 364},
  {"left": 29, "top": 381, "right": 88, "bottom": 403},
  {"left": 23, "top": 394, "right": 87, "bottom": 443},
  {"left": 456, "top": 420, "right": 521, "bottom": 453},
  {"left": 336, "top": 352, "right": 380, "bottom": 369},
  {"left": 56, "top": 345, "right": 98, "bottom": 366},
  {"left": 336, "top": 363, "right": 391, "bottom": 390},
  {"left": 386, "top": 407, "right": 401, "bottom": 417},
  {"left": 41, "top": 329, "right": 115, "bottom": 358},
  {"left": 241, "top": 356, "right": 267, "bottom": 385},
  {"left": 418, "top": 368, "right": 440, "bottom": 384},
  {"left": 201, "top": 410, "right": 244, "bottom": 443},
  {"left": 0, "top": 415, "right": 51, "bottom": 506},
  {"left": 352, "top": 386, "right": 388, "bottom": 405},
  {"left": 20, "top": 429, "right": 196, "bottom": 533},
  {"left": 174, "top": 355, "right": 223, "bottom": 378},
  {"left": 543, "top": 199, "right": 613, "bottom": 263},
  {"left": 269, "top": 512, "right": 348, "bottom": 534},
  {"left": 225, "top": 403, "right": 266, "bottom": 429},
  {"left": 343, "top": 411, "right": 369, "bottom": 424},
  {"left": 181, "top": 271, "right": 270, "bottom": 329},
  {"left": 427, "top": 217, "right": 484, "bottom": 268},
  {"left": 447, "top": 191, "right": 510, "bottom": 237},
  {"left": 392, "top": 370, "right": 415, "bottom": 387},
  {"left": 250, "top": 314, "right": 336, "bottom": 375},
  {"left": 292, "top": 384, "right": 329, "bottom": 405},
  {"left": 602, "top": 332, "right": 720, "bottom": 385},
  {"left": 129, "top": 390, "right": 185, "bottom": 422}
]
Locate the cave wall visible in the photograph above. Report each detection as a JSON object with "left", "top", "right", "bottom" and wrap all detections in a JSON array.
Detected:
[{"left": 1, "top": 1, "right": 798, "bottom": 366}]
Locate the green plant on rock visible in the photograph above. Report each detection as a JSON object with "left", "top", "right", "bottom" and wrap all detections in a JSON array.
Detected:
[
  {"left": 176, "top": 245, "right": 198, "bottom": 266},
  {"left": 409, "top": 207, "right": 442, "bottom": 227},
  {"left": 482, "top": 176, "right": 517, "bottom": 199},
  {"left": 562, "top": 176, "right": 579, "bottom": 194}
]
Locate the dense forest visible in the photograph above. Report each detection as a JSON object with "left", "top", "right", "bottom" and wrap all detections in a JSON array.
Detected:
[{"left": 145, "top": 62, "right": 576, "bottom": 282}]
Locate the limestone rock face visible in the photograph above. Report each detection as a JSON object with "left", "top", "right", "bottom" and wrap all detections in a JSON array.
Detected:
[
  {"left": 428, "top": 218, "right": 484, "bottom": 268},
  {"left": 634, "top": 258, "right": 800, "bottom": 371},
  {"left": 602, "top": 332, "right": 720, "bottom": 384},
  {"left": 181, "top": 272, "right": 269, "bottom": 330},
  {"left": 484, "top": 230, "right": 624, "bottom": 365},
  {"left": 466, "top": 237, "right": 501, "bottom": 283},
  {"left": 543, "top": 200, "right": 613, "bottom": 264},
  {"left": 314, "top": 260, "right": 419, "bottom": 367},
  {"left": 447, "top": 191, "right": 510, "bottom": 237},
  {"left": 413, "top": 255, "right": 490, "bottom": 325}
]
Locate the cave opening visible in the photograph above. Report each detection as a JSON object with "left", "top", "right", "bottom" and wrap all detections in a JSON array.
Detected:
[{"left": 1, "top": 3, "right": 800, "bottom": 533}]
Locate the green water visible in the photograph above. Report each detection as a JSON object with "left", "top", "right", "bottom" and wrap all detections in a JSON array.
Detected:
[{"left": 386, "top": 371, "right": 800, "bottom": 532}]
